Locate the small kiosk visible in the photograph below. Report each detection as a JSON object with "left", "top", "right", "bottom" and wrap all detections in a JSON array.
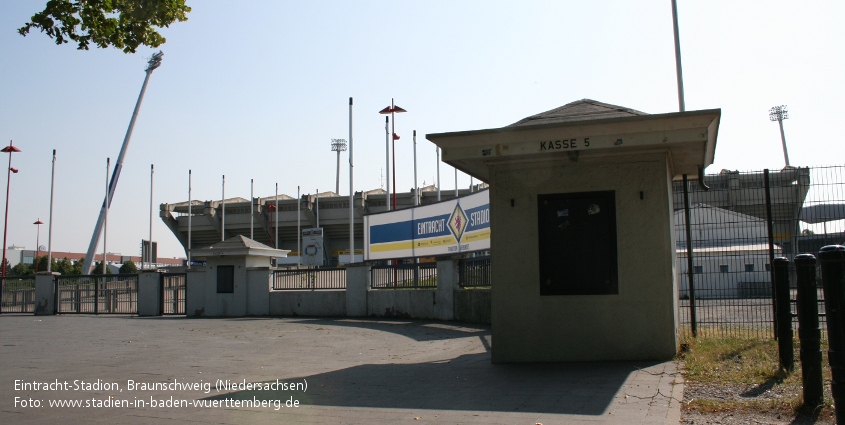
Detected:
[
  {"left": 427, "top": 99, "right": 720, "bottom": 362},
  {"left": 187, "top": 235, "right": 290, "bottom": 317}
]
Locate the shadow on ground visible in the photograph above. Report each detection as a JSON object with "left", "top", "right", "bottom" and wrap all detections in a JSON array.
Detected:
[{"left": 202, "top": 353, "right": 658, "bottom": 415}]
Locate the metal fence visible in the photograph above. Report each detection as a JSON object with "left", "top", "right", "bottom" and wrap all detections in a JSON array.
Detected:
[
  {"left": 273, "top": 268, "right": 347, "bottom": 290},
  {"left": 459, "top": 256, "right": 491, "bottom": 288},
  {"left": 55, "top": 274, "right": 139, "bottom": 314},
  {"left": 161, "top": 273, "right": 186, "bottom": 315},
  {"left": 676, "top": 166, "right": 844, "bottom": 339},
  {"left": 1, "top": 276, "right": 36, "bottom": 313},
  {"left": 371, "top": 262, "right": 437, "bottom": 289}
]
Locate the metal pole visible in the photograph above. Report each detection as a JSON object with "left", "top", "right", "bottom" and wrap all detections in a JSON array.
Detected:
[
  {"left": 454, "top": 167, "right": 458, "bottom": 198},
  {"left": 275, "top": 183, "right": 278, "bottom": 249},
  {"left": 795, "top": 254, "right": 823, "bottom": 408},
  {"left": 349, "top": 97, "right": 354, "bottom": 265},
  {"left": 316, "top": 189, "right": 320, "bottom": 228},
  {"left": 34, "top": 220, "right": 41, "bottom": 273},
  {"left": 764, "top": 169, "right": 777, "bottom": 338},
  {"left": 103, "top": 158, "right": 109, "bottom": 275},
  {"left": 778, "top": 119, "right": 790, "bottom": 167},
  {"left": 391, "top": 99, "right": 397, "bottom": 210},
  {"left": 83, "top": 52, "right": 163, "bottom": 274},
  {"left": 671, "top": 0, "right": 686, "bottom": 112},
  {"left": 385, "top": 116, "right": 390, "bottom": 211},
  {"left": 682, "top": 174, "right": 697, "bottom": 337},
  {"left": 222, "top": 175, "right": 225, "bottom": 241},
  {"left": 413, "top": 130, "right": 418, "bottom": 206},
  {"left": 149, "top": 164, "right": 153, "bottom": 270},
  {"left": 48, "top": 149, "right": 55, "bottom": 272},
  {"left": 2, "top": 141, "right": 20, "bottom": 278},
  {"left": 335, "top": 142, "right": 341, "bottom": 195},
  {"left": 436, "top": 147, "right": 441, "bottom": 202},
  {"left": 250, "top": 178, "right": 254, "bottom": 240},
  {"left": 297, "top": 186, "right": 300, "bottom": 269},
  {"left": 773, "top": 257, "right": 793, "bottom": 372},
  {"left": 188, "top": 169, "right": 192, "bottom": 266},
  {"left": 820, "top": 245, "right": 845, "bottom": 422}
]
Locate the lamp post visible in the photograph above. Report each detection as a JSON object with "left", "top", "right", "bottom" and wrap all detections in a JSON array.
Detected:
[
  {"left": 331, "top": 139, "right": 347, "bottom": 195},
  {"left": 1, "top": 140, "right": 21, "bottom": 278},
  {"left": 769, "top": 105, "right": 790, "bottom": 167},
  {"left": 379, "top": 99, "right": 406, "bottom": 209},
  {"left": 33, "top": 219, "right": 43, "bottom": 272}
]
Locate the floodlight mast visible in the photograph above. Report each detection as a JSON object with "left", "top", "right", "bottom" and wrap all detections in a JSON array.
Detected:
[
  {"left": 331, "top": 139, "right": 347, "bottom": 194},
  {"left": 83, "top": 51, "right": 163, "bottom": 274},
  {"left": 769, "top": 105, "right": 790, "bottom": 167}
]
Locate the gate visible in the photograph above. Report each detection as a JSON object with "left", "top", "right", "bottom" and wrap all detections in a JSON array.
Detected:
[
  {"left": 55, "top": 274, "right": 138, "bottom": 314},
  {"left": 0, "top": 276, "right": 36, "bottom": 313},
  {"left": 160, "top": 273, "right": 186, "bottom": 315}
]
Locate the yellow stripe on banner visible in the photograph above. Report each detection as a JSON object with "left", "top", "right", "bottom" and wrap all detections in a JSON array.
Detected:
[
  {"left": 462, "top": 228, "right": 490, "bottom": 242},
  {"left": 370, "top": 241, "right": 415, "bottom": 253},
  {"left": 414, "top": 236, "right": 456, "bottom": 248}
]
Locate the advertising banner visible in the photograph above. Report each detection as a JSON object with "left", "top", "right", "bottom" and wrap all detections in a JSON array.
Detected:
[
  {"left": 301, "top": 228, "right": 325, "bottom": 267},
  {"left": 364, "top": 190, "right": 490, "bottom": 260}
]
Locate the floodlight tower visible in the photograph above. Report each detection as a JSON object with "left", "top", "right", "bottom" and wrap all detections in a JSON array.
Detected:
[
  {"left": 331, "top": 138, "right": 347, "bottom": 194},
  {"left": 769, "top": 105, "right": 790, "bottom": 167},
  {"left": 83, "top": 51, "right": 163, "bottom": 274}
]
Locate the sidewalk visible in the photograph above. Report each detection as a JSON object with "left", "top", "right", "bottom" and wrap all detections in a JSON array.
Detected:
[{"left": 0, "top": 315, "right": 682, "bottom": 424}]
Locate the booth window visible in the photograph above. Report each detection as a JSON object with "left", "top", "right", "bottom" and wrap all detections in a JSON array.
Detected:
[
  {"left": 217, "top": 265, "right": 234, "bottom": 293},
  {"left": 537, "top": 190, "right": 618, "bottom": 296}
]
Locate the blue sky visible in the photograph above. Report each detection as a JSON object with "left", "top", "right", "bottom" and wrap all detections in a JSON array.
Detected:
[{"left": 1, "top": 1, "right": 843, "bottom": 259}]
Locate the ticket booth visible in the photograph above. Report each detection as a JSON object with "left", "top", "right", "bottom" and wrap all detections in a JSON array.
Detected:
[{"left": 427, "top": 99, "right": 720, "bottom": 362}]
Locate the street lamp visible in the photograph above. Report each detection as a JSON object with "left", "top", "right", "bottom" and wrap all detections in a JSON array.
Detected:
[
  {"left": 33, "top": 219, "right": 43, "bottom": 272},
  {"left": 769, "top": 105, "right": 790, "bottom": 167},
  {"left": 331, "top": 138, "right": 347, "bottom": 195},
  {"left": 1, "top": 140, "right": 21, "bottom": 278},
  {"left": 379, "top": 99, "right": 406, "bottom": 209}
]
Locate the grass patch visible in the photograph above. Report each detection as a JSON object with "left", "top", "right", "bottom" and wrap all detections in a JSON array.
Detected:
[{"left": 680, "top": 333, "right": 835, "bottom": 419}]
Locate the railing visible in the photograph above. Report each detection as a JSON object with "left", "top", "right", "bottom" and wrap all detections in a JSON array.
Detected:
[
  {"left": 676, "top": 165, "right": 843, "bottom": 339},
  {"left": 459, "top": 256, "right": 491, "bottom": 288},
  {"left": 1, "top": 277, "right": 36, "bottom": 313},
  {"left": 371, "top": 262, "right": 437, "bottom": 289},
  {"left": 273, "top": 268, "right": 347, "bottom": 290},
  {"left": 55, "top": 274, "right": 138, "bottom": 314},
  {"left": 161, "top": 273, "right": 186, "bottom": 315}
]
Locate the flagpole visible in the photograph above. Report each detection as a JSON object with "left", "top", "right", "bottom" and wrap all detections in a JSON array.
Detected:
[
  {"left": 385, "top": 116, "right": 390, "bottom": 211},
  {"left": 348, "top": 97, "right": 354, "bottom": 264},
  {"left": 221, "top": 175, "right": 225, "bottom": 241},
  {"left": 188, "top": 169, "right": 192, "bottom": 266},
  {"left": 47, "top": 149, "right": 56, "bottom": 272}
]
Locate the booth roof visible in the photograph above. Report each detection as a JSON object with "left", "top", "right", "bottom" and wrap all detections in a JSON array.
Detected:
[
  {"left": 508, "top": 99, "right": 647, "bottom": 127},
  {"left": 193, "top": 235, "right": 290, "bottom": 258}
]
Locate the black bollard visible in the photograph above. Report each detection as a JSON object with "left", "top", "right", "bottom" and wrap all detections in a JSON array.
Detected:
[
  {"left": 795, "top": 254, "right": 823, "bottom": 408},
  {"left": 820, "top": 245, "right": 845, "bottom": 423},
  {"left": 774, "top": 257, "right": 794, "bottom": 372}
]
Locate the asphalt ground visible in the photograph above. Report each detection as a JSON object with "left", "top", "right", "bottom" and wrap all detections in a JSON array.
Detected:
[{"left": 0, "top": 315, "right": 682, "bottom": 424}]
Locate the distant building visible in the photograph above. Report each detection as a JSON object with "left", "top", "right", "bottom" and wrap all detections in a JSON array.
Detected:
[
  {"left": 5, "top": 248, "right": 183, "bottom": 271},
  {"left": 160, "top": 184, "right": 488, "bottom": 266}
]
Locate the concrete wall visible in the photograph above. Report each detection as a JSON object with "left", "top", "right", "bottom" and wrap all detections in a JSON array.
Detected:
[
  {"left": 454, "top": 289, "right": 491, "bottom": 324},
  {"left": 184, "top": 259, "right": 491, "bottom": 322},
  {"left": 137, "top": 272, "right": 160, "bottom": 316},
  {"left": 269, "top": 290, "right": 346, "bottom": 316},
  {"left": 490, "top": 156, "right": 678, "bottom": 362},
  {"left": 367, "top": 289, "right": 438, "bottom": 319}
]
